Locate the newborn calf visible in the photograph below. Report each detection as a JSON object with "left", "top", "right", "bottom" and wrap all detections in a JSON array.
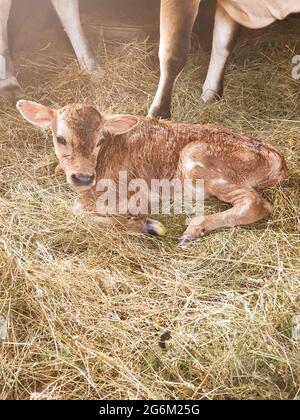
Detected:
[{"left": 17, "top": 100, "right": 286, "bottom": 245}]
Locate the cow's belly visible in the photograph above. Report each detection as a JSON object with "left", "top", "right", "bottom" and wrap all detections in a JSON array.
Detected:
[{"left": 218, "top": 0, "right": 300, "bottom": 29}]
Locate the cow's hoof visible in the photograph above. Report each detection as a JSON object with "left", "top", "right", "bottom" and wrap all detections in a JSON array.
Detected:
[
  {"left": 84, "top": 60, "right": 105, "bottom": 78},
  {"left": 89, "top": 66, "right": 105, "bottom": 78},
  {"left": 0, "top": 76, "right": 20, "bottom": 99},
  {"left": 144, "top": 219, "right": 167, "bottom": 237},
  {"left": 201, "top": 89, "right": 222, "bottom": 104},
  {"left": 148, "top": 105, "right": 171, "bottom": 120}
]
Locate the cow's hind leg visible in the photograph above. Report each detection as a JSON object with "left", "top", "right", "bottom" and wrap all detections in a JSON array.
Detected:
[
  {"left": 148, "top": 0, "right": 201, "bottom": 119},
  {"left": 51, "top": 0, "right": 104, "bottom": 76},
  {"left": 179, "top": 182, "right": 272, "bottom": 245},
  {"left": 201, "top": 3, "right": 239, "bottom": 104},
  {"left": 0, "top": 0, "right": 20, "bottom": 98}
]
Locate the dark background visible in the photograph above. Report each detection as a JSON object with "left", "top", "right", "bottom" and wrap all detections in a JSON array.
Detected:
[
  {"left": 7, "top": 0, "right": 300, "bottom": 72},
  {"left": 8, "top": 0, "right": 216, "bottom": 55}
]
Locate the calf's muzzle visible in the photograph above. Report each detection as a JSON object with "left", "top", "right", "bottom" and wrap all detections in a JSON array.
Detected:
[{"left": 71, "top": 173, "right": 95, "bottom": 187}]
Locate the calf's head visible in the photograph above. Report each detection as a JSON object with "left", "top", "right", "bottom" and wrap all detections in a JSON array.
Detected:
[{"left": 17, "top": 101, "right": 138, "bottom": 192}]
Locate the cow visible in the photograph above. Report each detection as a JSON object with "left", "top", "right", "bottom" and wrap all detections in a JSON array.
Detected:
[
  {"left": 148, "top": 0, "right": 300, "bottom": 118},
  {"left": 0, "top": 0, "right": 19, "bottom": 96},
  {"left": 3, "top": 1, "right": 300, "bottom": 112},
  {"left": 17, "top": 99, "right": 286, "bottom": 245}
]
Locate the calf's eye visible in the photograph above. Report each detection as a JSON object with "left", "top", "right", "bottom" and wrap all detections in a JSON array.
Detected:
[
  {"left": 97, "top": 137, "right": 105, "bottom": 147},
  {"left": 57, "top": 136, "right": 67, "bottom": 146}
]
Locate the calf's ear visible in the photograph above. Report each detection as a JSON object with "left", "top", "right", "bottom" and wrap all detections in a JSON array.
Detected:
[
  {"left": 104, "top": 115, "right": 139, "bottom": 136},
  {"left": 17, "top": 100, "right": 55, "bottom": 129}
]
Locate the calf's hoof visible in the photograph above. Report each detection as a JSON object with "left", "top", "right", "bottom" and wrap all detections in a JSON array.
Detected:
[
  {"left": 178, "top": 235, "right": 197, "bottom": 247},
  {"left": 178, "top": 228, "right": 206, "bottom": 247},
  {"left": 0, "top": 76, "right": 20, "bottom": 99},
  {"left": 144, "top": 219, "right": 167, "bottom": 237}
]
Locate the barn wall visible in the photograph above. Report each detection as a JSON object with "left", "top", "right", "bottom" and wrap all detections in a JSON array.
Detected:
[
  {"left": 8, "top": 0, "right": 215, "bottom": 54},
  {"left": 9, "top": 0, "right": 160, "bottom": 50}
]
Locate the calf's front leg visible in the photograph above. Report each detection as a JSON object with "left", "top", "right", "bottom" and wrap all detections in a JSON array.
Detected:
[
  {"left": 74, "top": 191, "right": 166, "bottom": 236},
  {"left": 92, "top": 216, "right": 166, "bottom": 236},
  {"left": 148, "top": 0, "right": 201, "bottom": 119},
  {"left": 201, "top": 3, "right": 239, "bottom": 104},
  {"left": 0, "top": 0, "right": 20, "bottom": 97},
  {"left": 51, "top": 0, "right": 104, "bottom": 76}
]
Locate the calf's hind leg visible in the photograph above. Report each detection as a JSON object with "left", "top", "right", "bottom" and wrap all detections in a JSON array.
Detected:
[{"left": 179, "top": 183, "right": 272, "bottom": 245}]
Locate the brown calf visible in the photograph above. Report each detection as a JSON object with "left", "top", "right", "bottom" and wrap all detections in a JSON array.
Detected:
[{"left": 17, "top": 100, "right": 286, "bottom": 245}]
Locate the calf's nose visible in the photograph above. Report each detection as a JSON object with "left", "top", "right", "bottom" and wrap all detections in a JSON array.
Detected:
[{"left": 71, "top": 173, "right": 95, "bottom": 186}]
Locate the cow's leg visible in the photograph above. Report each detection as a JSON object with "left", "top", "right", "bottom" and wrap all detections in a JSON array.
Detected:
[
  {"left": 51, "top": 0, "right": 104, "bottom": 76},
  {"left": 148, "top": 0, "right": 201, "bottom": 119},
  {"left": 201, "top": 3, "right": 239, "bottom": 104},
  {"left": 179, "top": 183, "right": 272, "bottom": 245},
  {"left": 0, "top": 0, "right": 20, "bottom": 97}
]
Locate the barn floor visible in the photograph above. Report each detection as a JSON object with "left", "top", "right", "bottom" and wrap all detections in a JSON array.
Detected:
[{"left": 0, "top": 15, "right": 300, "bottom": 400}]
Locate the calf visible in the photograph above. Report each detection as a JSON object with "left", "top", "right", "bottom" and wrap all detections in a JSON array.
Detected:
[{"left": 17, "top": 100, "right": 286, "bottom": 245}]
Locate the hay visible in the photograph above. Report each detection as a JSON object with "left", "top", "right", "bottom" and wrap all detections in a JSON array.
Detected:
[{"left": 0, "top": 19, "right": 300, "bottom": 400}]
